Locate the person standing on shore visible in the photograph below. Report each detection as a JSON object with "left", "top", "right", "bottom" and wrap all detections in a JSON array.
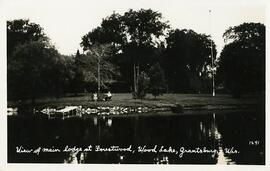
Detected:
[{"left": 93, "top": 92, "right": 98, "bottom": 101}]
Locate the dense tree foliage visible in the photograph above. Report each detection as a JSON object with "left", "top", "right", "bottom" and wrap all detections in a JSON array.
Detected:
[
  {"left": 149, "top": 63, "right": 167, "bottom": 98},
  {"left": 163, "top": 29, "right": 217, "bottom": 93},
  {"left": 81, "top": 10, "right": 217, "bottom": 94},
  {"left": 8, "top": 40, "right": 64, "bottom": 102},
  {"left": 7, "top": 20, "right": 70, "bottom": 102},
  {"left": 8, "top": 13, "right": 264, "bottom": 102},
  {"left": 81, "top": 9, "right": 169, "bottom": 94},
  {"left": 71, "top": 45, "right": 120, "bottom": 94},
  {"left": 7, "top": 19, "right": 48, "bottom": 58},
  {"left": 217, "top": 23, "right": 265, "bottom": 97},
  {"left": 70, "top": 50, "right": 85, "bottom": 94},
  {"left": 81, "top": 13, "right": 126, "bottom": 50},
  {"left": 84, "top": 44, "right": 120, "bottom": 92},
  {"left": 136, "top": 72, "right": 150, "bottom": 99}
]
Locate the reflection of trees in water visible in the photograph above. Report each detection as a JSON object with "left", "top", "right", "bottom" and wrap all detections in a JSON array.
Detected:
[
  {"left": 70, "top": 114, "right": 225, "bottom": 164},
  {"left": 215, "top": 112, "right": 264, "bottom": 165},
  {"left": 8, "top": 111, "right": 264, "bottom": 164}
]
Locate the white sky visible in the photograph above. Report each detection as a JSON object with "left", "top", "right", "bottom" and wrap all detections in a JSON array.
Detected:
[{"left": 2, "top": 0, "right": 267, "bottom": 56}]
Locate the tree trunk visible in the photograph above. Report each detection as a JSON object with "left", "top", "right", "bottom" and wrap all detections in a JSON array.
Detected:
[
  {"left": 137, "top": 63, "right": 140, "bottom": 91},
  {"left": 133, "top": 63, "right": 137, "bottom": 94},
  {"left": 98, "top": 57, "right": 100, "bottom": 94}
]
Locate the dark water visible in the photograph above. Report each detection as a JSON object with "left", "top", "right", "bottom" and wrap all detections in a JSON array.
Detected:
[{"left": 8, "top": 110, "right": 265, "bottom": 164}]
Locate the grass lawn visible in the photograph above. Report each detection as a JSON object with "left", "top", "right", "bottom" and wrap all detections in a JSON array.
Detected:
[{"left": 9, "top": 93, "right": 264, "bottom": 111}]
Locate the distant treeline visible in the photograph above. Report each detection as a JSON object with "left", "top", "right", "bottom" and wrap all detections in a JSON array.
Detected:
[{"left": 7, "top": 9, "right": 265, "bottom": 102}]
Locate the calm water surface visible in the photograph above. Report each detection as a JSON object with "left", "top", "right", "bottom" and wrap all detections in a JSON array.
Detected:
[{"left": 8, "top": 110, "right": 265, "bottom": 164}]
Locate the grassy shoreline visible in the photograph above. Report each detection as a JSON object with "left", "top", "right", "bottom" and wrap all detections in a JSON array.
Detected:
[{"left": 8, "top": 93, "right": 264, "bottom": 112}]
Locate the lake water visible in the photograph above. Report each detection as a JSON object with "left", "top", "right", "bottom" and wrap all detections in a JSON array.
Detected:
[{"left": 8, "top": 110, "right": 265, "bottom": 164}]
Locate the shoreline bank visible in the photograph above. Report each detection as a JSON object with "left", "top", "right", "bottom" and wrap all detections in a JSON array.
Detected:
[{"left": 7, "top": 94, "right": 264, "bottom": 116}]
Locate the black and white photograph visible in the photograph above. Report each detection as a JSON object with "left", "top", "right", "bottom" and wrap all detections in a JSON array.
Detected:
[{"left": 0, "top": 0, "right": 269, "bottom": 170}]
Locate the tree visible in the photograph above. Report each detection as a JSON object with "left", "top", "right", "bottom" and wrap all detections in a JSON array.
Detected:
[
  {"left": 7, "top": 19, "right": 48, "bottom": 58},
  {"left": 136, "top": 72, "right": 150, "bottom": 99},
  {"left": 163, "top": 29, "right": 217, "bottom": 93},
  {"left": 70, "top": 50, "right": 85, "bottom": 95},
  {"left": 8, "top": 40, "right": 61, "bottom": 103},
  {"left": 122, "top": 9, "right": 169, "bottom": 95},
  {"left": 76, "top": 44, "right": 120, "bottom": 93},
  {"left": 87, "top": 44, "right": 118, "bottom": 93},
  {"left": 149, "top": 63, "right": 167, "bottom": 98},
  {"left": 81, "top": 9, "right": 169, "bottom": 94},
  {"left": 217, "top": 23, "right": 265, "bottom": 97},
  {"left": 81, "top": 13, "right": 126, "bottom": 50},
  {"left": 57, "top": 54, "right": 77, "bottom": 96},
  {"left": 7, "top": 19, "right": 68, "bottom": 103}
]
